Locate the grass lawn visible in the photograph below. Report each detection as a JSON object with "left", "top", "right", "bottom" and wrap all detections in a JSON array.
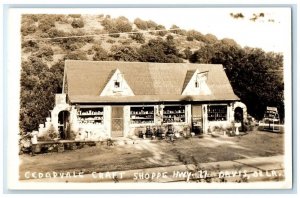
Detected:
[{"left": 19, "top": 130, "right": 284, "bottom": 180}]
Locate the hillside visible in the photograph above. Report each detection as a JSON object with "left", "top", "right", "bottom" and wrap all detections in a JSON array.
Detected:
[{"left": 20, "top": 14, "right": 284, "bottom": 133}]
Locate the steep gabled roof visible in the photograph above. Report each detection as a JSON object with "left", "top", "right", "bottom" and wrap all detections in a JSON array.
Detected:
[
  {"left": 100, "top": 68, "right": 134, "bottom": 96},
  {"left": 65, "top": 60, "right": 239, "bottom": 103},
  {"left": 182, "top": 69, "right": 196, "bottom": 93}
]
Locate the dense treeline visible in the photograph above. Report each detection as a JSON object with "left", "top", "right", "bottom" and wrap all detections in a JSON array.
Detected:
[
  {"left": 20, "top": 14, "right": 284, "bottom": 133},
  {"left": 190, "top": 43, "right": 284, "bottom": 120}
]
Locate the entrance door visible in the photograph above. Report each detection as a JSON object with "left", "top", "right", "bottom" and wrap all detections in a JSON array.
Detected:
[
  {"left": 111, "top": 106, "right": 124, "bottom": 137},
  {"left": 58, "top": 111, "right": 70, "bottom": 139},
  {"left": 192, "top": 105, "right": 203, "bottom": 134}
]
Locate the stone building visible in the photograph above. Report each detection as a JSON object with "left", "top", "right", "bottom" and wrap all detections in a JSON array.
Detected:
[{"left": 37, "top": 60, "right": 247, "bottom": 140}]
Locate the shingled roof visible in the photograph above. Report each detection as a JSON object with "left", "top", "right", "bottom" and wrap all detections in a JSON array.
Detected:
[{"left": 65, "top": 60, "right": 239, "bottom": 103}]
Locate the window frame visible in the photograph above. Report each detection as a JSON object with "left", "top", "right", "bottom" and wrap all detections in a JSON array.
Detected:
[
  {"left": 130, "top": 105, "right": 155, "bottom": 126},
  {"left": 207, "top": 104, "right": 228, "bottom": 121},
  {"left": 162, "top": 104, "right": 187, "bottom": 124}
]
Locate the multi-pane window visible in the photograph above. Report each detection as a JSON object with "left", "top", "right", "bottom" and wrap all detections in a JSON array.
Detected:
[
  {"left": 130, "top": 106, "right": 155, "bottom": 124},
  {"left": 207, "top": 105, "right": 227, "bottom": 121},
  {"left": 163, "top": 105, "right": 186, "bottom": 123},
  {"left": 77, "top": 107, "right": 104, "bottom": 125}
]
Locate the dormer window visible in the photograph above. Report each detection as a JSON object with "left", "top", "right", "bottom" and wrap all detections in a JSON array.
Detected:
[
  {"left": 195, "top": 73, "right": 201, "bottom": 88},
  {"left": 195, "top": 71, "right": 208, "bottom": 88},
  {"left": 113, "top": 73, "right": 124, "bottom": 92},
  {"left": 114, "top": 81, "right": 120, "bottom": 88},
  {"left": 100, "top": 69, "right": 134, "bottom": 96}
]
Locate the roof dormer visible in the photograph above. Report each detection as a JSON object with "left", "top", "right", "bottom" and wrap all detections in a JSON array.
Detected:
[
  {"left": 182, "top": 69, "right": 211, "bottom": 96},
  {"left": 100, "top": 69, "right": 134, "bottom": 96}
]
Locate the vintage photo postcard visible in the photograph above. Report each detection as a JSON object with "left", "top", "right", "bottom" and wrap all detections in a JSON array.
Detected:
[{"left": 5, "top": 6, "right": 293, "bottom": 190}]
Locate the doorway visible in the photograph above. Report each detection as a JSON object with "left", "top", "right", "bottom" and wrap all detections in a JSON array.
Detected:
[
  {"left": 111, "top": 106, "right": 124, "bottom": 137},
  {"left": 58, "top": 111, "right": 70, "bottom": 139},
  {"left": 192, "top": 105, "right": 203, "bottom": 135},
  {"left": 234, "top": 107, "right": 244, "bottom": 131},
  {"left": 234, "top": 107, "right": 243, "bottom": 122}
]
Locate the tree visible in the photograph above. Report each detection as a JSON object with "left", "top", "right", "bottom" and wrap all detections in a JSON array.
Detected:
[
  {"left": 20, "top": 57, "right": 61, "bottom": 133},
  {"left": 170, "top": 25, "right": 180, "bottom": 34},
  {"left": 47, "top": 28, "right": 66, "bottom": 38},
  {"left": 189, "top": 42, "right": 284, "bottom": 120},
  {"left": 92, "top": 45, "right": 109, "bottom": 61},
  {"left": 134, "top": 18, "right": 148, "bottom": 30},
  {"left": 35, "top": 46, "right": 54, "bottom": 61},
  {"left": 155, "top": 25, "right": 167, "bottom": 37},
  {"left": 166, "top": 35, "right": 174, "bottom": 41},
  {"left": 21, "top": 24, "right": 37, "bottom": 36},
  {"left": 115, "top": 17, "right": 132, "bottom": 32},
  {"left": 110, "top": 45, "right": 140, "bottom": 62},
  {"left": 146, "top": 20, "right": 158, "bottom": 30},
  {"left": 21, "top": 40, "right": 39, "bottom": 53},
  {"left": 38, "top": 17, "right": 56, "bottom": 32},
  {"left": 186, "top": 30, "right": 205, "bottom": 42},
  {"left": 101, "top": 16, "right": 132, "bottom": 37},
  {"left": 138, "top": 38, "right": 183, "bottom": 63},
  {"left": 129, "top": 32, "right": 145, "bottom": 44},
  {"left": 221, "top": 38, "right": 240, "bottom": 47},
  {"left": 71, "top": 18, "right": 84, "bottom": 28},
  {"left": 180, "top": 47, "right": 193, "bottom": 60},
  {"left": 204, "top": 34, "right": 219, "bottom": 44},
  {"left": 64, "top": 51, "right": 88, "bottom": 60},
  {"left": 189, "top": 45, "right": 216, "bottom": 64}
]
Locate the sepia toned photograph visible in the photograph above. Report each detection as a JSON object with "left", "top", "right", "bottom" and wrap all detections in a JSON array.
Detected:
[{"left": 5, "top": 6, "right": 293, "bottom": 190}]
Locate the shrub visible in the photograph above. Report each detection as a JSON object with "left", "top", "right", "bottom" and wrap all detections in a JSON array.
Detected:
[
  {"left": 119, "top": 39, "right": 133, "bottom": 45},
  {"left": 115, "top": 17, "right": 132, "bottom": 33},
  {"left": 71, "top": 18, "right": 84, "bottom": 28},
  {"left": 87, "top": 49, "right": 94, "bottom": 55},
  {"left": 55, "top": 35, "right": 89, "bottom": 51},
  {"left": 38, "top": 125, "right": 58, "bottom": 141},
  {"left": 134, "top": 18, "right": 148, "bottom": 30},
  {"left": 47, "top": 28, "right": 66, "bottom": 38},
  {"left": 166, "top": 35, "right": 174, "bottom": 41},
  {"left": 186, "top": 30, "right": 205, "bottom": 42},
  {"left": 35, "top": 46, "right": 54, "bottom": 61},
  {"left": 21, "top": 40, "right": 39, "bottom": 52},
  {"left": 38, "top": 18, "right": 55, "bottom": 32},
  {"left": 204, "top": 33, "right": 219, "bottom": 44},
  {"left": 138, "top": 38, "right": 183, "bottom": 63},
  {"left": 101, "top": 16, "right": 132, "bottom": 37},
  {"left": 129, "top": 32, "right": 145, "bottom": 43},
  {"left": 39, "top": 32, "right": 49, "bottom": 38},
  {"left": 106, "top": 39, "right": 116, "bottom": 44},
  {"left": 22, "top": 14, "right": 39, "bottom": 23},
  {"left": 69, "top": 43, "right": 84, "bottom": 51},
  {"left": 163, "top": 24, "right": 186, "bottom": 35},
  {"left": 146, "top": 20, "right": 158, "bottom": 29},
  {"left": 170, "top": 25, "right": 180, "bottom": 34},
  {"left": 64, "top": 51, "right": 88, "bottom": 60},
  {"left": 68, "top": 14, "right": 81, "bottom": 18},
  {"left": 221, "top": 38, "right": 239, "bottom": 47},
  {"left": 186, "top": 36, "right": 194, "bottom": 41},
  {"left": 180, "top": 47, "right": 192, "bottom": 59},
  {"left": 155, "top": 25, "right": 167, "bottom": 36},
  {"left": 109, "top": 33, "right": 120, "bottom": 38},
  {"left": 21, "top": 24, "right": 37, "bottom": 36},
  {"left": 92, "top": 46, "right": 109, "bottom": 61},
  {"left": 53, "top": 15, "right": 67, "bottom": 22},
  {"left": 110, "top": 45, "right": 140, "bottom": 61}
]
